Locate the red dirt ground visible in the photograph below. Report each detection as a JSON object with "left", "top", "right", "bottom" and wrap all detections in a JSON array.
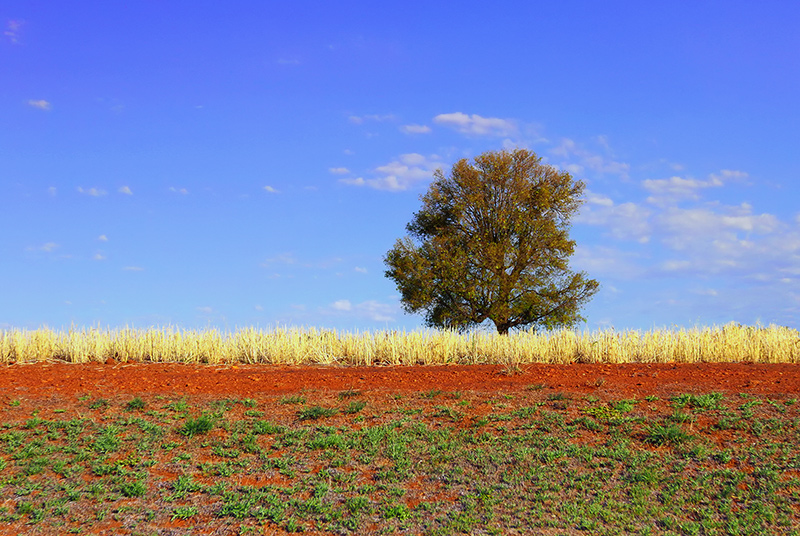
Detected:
[
  {"left": 1, "top": 361, "right": 798, "bottom": 401},
  {"left": 1, "top": 361, "right": 798, "bottom": 535}
]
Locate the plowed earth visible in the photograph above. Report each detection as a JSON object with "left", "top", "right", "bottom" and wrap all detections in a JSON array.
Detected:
[
  {"left": 0, "top": 361, "right": 798, "bottom": 536},
  {"left": 2, "top": 361, "right": 798, "bottom": 400}
]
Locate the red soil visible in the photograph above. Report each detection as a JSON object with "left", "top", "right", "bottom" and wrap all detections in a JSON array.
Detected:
[
  {"left": 1, "top": 360, "right": 798, "bottom": 535},
  {"left": 1, "top": 361, "right": 798, "bottom": 401}
]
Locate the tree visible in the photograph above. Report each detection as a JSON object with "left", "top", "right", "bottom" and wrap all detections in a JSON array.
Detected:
[{"left": 384, "top": 148, "right": 599, "bottom": 335}]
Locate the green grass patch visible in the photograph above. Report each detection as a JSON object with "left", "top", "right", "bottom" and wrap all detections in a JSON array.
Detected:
[{"left": 178, "top": 415, "right": 214, "bottom": 437}]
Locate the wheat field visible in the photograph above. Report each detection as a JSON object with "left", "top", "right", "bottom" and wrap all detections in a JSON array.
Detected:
[{"left": 1, "top": 323, "right": 799, "bottom": 365}]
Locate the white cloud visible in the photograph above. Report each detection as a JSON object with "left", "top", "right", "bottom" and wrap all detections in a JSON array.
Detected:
[
  {"left": 77, "top": 187, "right": 107, "bottom": 197},
  {"left": 643, "top": 170, "right": 748, "bottom": 205},
  {"left": 583, "top": 191, "right": 614, "bottom": 207},
  {"left": 341, "top": 153, "right": 443, "bottom": 192},
  {"left": 326, "top": 299, "right": 396, "bottom": 322},
  {"left": 93, "top": 253, "right": 106, "bottom": 261},
  {"left": 47, "top": 187, "right": 57, "bottom": 196},
  {"left": 577, "top": 183, "right": 798, "bottom": 294},
  {"left": 328, "top": 167, "right": 350, "bottom": 175},
  {"left": 551, "top": 138, "right": 630, "bottom": 179},
  {"left": 433, "top": 112, "right": 517, "bottom": 137},
  {"left": 196, "top": 306, "right": 213, "bottom": 314},
  {"left": 594, "top": 135, "right": 612, "bottom": 151},
  {"left": 575, "top": 192, "right": 652, "bottom": 243},
  {"left": 549, "top": 138, "right": 576, "bottom": 157},
  {"left": 357, "top": 300, "right": 396, "bottom": 322},
  {"left": 98, "top": 235, "right": 108, "bottom": 242},
  {"left": 5, "top": 20, "right": 23, "bottom": 44},
  {"left": 658, "top": 204, "right": 780, "bottom": 251},
  {"left": 374, "top": 154, "right": 436, "bottom": 189},
  {"left": 502, "top": 138, "right": 525, "bottom": 150},
  {"left": 572, "top": 245, "right": 645, "bottom": 279},
  {"left": 573, "top": 166, "right": 798, "bottom": 290},
  {"left": 643, "top": 175, "right": 720, "bottom": 204},
  {"left": 263, "top": 185, "right": 279, "bottom": 194},
  {"left": 24, "top": 242, "right": 61, "bottom": 254},
  {"left": 574, "top": 168, "right": 799, "bottom": 327},
  {"left": 349, "top": 114, "right": 395, "bottom": 124},
  {"left": 693, "top": 288, "right": 719, "bottom": 297},
  {"left": 27, "top": 99, "right": 51, "bottom": 111},
  {"left": 332, "top": 299, "right": 352, "bottom": 311},
  {"left": 647, "top": 202, "right": 800, "bottom": 285},
  {"left": 721, "top": 211, "right": 778, "bottom": 233},
  {"left": 354, "top": 266, "right": 368, "bottom": 274},
  {"left": 339, "top": 177, "right": 365, "bottom": 186},
  {"left": 254, "top": 305, "right": 264, "bottom": 311},
  {"left": 660, "top": 260, "right": 692, "bottom": 272},
  {"left": 169, "top": 187, "right": 188, "bottom": 195},
  {"left": 261, "top": 253, "right": 343, "bottom": 275},
  {"left": 260, "top": 252, "right": 297, "bottom": 267},
  {"left": 711, "top": 169, "right": 749, "bottom": 183},
  {"left": 400, "top": 124, "right": 432, "bottom": 135},
  {"left": 118, "top": 186, "right": 133, "bottom": 195}
]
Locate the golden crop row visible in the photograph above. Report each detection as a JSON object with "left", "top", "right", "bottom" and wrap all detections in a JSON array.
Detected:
[{"left": 1, "top": 323, "right": 799, "bottom": 365}]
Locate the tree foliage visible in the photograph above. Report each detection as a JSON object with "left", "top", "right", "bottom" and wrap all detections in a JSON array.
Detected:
[{"left": 384, "top": 148, "right": 599, "bottom": 335}]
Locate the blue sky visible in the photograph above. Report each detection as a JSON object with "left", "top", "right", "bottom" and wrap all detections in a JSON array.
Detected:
[{"left": 3, "top": 1, "right": 799, "bottom": 333}]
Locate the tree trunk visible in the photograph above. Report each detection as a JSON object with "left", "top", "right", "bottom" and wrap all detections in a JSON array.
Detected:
[{"left": 494, "top": 320, "right": 511, "bottom": 336}]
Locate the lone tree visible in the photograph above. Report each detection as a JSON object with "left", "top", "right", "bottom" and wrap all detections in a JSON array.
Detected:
[{"left": 384, "top": 148, "right": 599, "bottom": 335}]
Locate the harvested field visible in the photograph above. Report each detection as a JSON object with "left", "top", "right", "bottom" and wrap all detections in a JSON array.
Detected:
[{"left": 2, "top": 324, "right": 800, "bottom": 365}]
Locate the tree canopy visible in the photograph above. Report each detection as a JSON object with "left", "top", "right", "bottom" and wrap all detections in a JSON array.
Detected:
[{"left": 384, "top": 148, "right": 599, "bottom": 335}]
